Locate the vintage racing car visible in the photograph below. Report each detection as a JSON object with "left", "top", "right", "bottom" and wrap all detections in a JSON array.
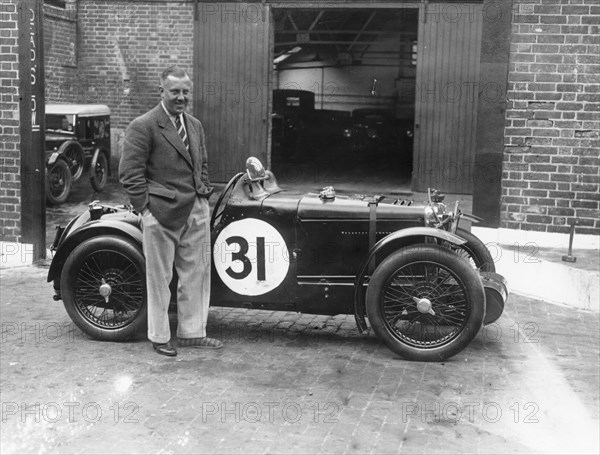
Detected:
[
  {"left": 45, "top": 104, "right": 111, "bottom": 205},
  {"left": 47, "top": 158, "right": 507, "bottom": 361}
]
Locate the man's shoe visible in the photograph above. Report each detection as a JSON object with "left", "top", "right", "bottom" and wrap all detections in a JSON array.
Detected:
[
  {"left": 152, "top": 341, "right": 177, "bottom": 357},
  {"left": 178, "top": 337, "right": 223, "bottom": 349}
]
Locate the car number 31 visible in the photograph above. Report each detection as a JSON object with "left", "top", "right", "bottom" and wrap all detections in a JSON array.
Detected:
[{"left": 213, "top": 218, "right": 290, "bottom": 296}]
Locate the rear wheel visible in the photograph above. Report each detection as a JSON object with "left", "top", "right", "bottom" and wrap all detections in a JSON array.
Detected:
[
  {"left": 61, "top": 236, "right": 147, "bottom": 341},
  {"left": 60, "top": 142, "right": 85, "bottom": 181},
  {"left": 366, "top": 244, "right": 485, "bottom": 361},
  {"left": 90, "top": 151, "right": 108, "bottom": 192},
  {"left": 45, "top": 159, "right": 72, "bottom": 205}
]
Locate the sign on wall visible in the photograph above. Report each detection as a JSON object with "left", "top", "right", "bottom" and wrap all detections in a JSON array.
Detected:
[{"left": 18, "top": 0, "right": 45, "bottom": 257}]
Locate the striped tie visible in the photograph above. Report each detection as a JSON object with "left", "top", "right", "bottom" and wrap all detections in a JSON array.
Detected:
[{"left": 175, "top": 115, "right": 189, "bottom": 151}]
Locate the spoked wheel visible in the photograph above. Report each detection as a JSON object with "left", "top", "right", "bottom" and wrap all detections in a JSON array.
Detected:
[
  {"left": 45, "top": 159, "right": 72, "bottom": 205},
  {"left": 89, "top": 151, "right": 108, "bottom": 192},
  {"left": 366, "top": 244, "right": 485, "bottom": 361},
  {"left": 210, "top": 172, "right": 244, "bottom": 230},
  {"left": 448, "top": 227, "right": 496, "bottom": 272},
  {"left": 60, "top": 141, "right": 85, "bottom": 181},
  {"left": 60, "top": 236, "right": 147, "bottom": 341}
]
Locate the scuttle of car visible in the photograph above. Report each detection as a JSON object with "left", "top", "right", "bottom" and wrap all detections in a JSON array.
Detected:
[{"left": 47, "top": 157, "right": 508, "bottom": 362}]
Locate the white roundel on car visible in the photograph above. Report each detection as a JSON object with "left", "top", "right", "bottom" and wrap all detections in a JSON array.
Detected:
[{"left": 213, "top": 218, "right": 290, "bottom": 296}]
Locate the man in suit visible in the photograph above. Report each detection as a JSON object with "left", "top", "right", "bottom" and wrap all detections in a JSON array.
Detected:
[{"left": 119, "top": 65, "right": 222, "bottom": 356}]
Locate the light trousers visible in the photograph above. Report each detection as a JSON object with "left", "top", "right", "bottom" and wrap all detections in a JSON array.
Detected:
[{"left": 142, "top": 197, "right": 211, "bottom": 343}]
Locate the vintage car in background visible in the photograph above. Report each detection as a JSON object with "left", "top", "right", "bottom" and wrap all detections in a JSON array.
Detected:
[
  {"left": 47, "top": 157, "right": 507, "bottom": 361},
  {"left": 45, "top": 104, "right": 111, "bottom": 205},
  {"left": 271, "top": 89, "right": 315, "bottom": 157},
  {"left": 343, "top": 108, "right": 414, "bottom": 164},
  {"left": 295, "top": 109, "right": 353, "bottom": 157}
]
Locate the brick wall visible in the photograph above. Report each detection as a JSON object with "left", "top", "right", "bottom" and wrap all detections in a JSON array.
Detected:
[
  {"left": 503, "top": 0, "right": 600, "bottom": 236},
  {"left": 0, "top": 0, "right": 22, "bottom": 242},
  {"left": 44, "top": 1, "right": 78, "bottom": 102},
  {"left": 75, "top": 0, "right": 195, "bottom": 156}
]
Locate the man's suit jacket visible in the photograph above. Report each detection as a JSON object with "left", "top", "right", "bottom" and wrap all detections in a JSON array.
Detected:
[{"left": 119, "top": 104, "right": 213, "bottom": 230}]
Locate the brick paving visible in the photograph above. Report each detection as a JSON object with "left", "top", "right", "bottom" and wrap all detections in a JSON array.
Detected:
[{"left": 1, "top": 264, "right": 599, "bottom": 454}]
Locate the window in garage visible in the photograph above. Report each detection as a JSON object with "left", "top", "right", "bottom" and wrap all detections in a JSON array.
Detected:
[{"left": 271, "top": 7, "right": 419, "bottom": 193}]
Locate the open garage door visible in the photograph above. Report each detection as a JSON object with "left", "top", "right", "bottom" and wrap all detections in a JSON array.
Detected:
[
  {"left": 194, "top": 3, "right": 272, "bottom": 182},
  {"left": 413, "top": 3, "right": 483, "bottom": 194},
  {"left": 271, "top": 6, "right": 419, "bottom": 193}
]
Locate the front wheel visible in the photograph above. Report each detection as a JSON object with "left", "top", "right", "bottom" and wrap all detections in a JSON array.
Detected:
[
  {"left": 366, "top": 244, "right": 485, "bottom": 361},
  {"left": 45, "top": 159, "right": 72, "bottom": 205},
  {"left": 450, "top": 227, "right": 496, "bottom": 272},
  {"left": 60, "top": 236, "right": 147, "bottom": 341}
]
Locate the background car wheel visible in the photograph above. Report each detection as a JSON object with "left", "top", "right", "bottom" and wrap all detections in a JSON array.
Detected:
[
  {"left": 45, "top": 159, "right": 72, "bottom": 205},
  {"left": 90, "top": 151, "right": 108, "bottom": 192},
  {"left": 60, "top": 142, "right": 85, "bottom": 181},
  {"left": 60, "top": 235, "right": 147, "bottom": 341},
  {"left": 366, "top": 244, "right": 485, "bottom": 362},
  {"left": 450, "top": 227, "right": 496, "bottom": 272}
]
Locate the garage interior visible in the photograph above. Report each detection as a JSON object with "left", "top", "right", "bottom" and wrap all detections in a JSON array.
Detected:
[{"left": 270, "top": 8, "right": 419, "bottom": 194}]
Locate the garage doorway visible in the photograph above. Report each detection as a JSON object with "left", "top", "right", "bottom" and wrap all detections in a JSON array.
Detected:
[{"left": 271, "top": 7, "right": 418, "bottom": 194}]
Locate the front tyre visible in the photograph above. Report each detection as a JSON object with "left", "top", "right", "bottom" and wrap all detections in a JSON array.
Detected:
[
  {"left": 366, "top": 244, "right": 485, "bottom": 361},
  {"left": 61, "top": 236, "right": 147, "bottom": 341},
  {"left": 451, "top": 227, "right": 496, "bottom": 272}
]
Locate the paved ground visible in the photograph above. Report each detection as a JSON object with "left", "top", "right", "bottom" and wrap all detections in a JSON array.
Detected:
[
  {"left": 1, "top": 265, "right": 599, "bottom": 454},
  {"left": 2, "top": 173, "right": 598, "bottom": 454}
]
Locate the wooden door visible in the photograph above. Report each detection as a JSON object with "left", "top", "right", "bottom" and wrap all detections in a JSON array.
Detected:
[
  {"left": 194, "top": 3, "right": 272, "bottom": 182},
  {"left": 413, "top": 3, "right": 483, "bottom": 193}
]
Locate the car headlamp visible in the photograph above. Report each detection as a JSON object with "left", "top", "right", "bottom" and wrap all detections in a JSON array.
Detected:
[
  {"left": 424, "top": 202, "right": 447, "bottom": 227},
  {"left": 424, "top": 188, "right": 450, "bottom": 228}
]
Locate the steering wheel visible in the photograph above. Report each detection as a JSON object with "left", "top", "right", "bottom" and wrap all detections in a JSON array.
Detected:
[{"left": 210, "top": 172, "right": 245, "bottom": 230}]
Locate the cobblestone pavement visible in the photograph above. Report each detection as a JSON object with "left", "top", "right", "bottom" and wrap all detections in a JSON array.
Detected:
[{"left": 1, "top": 264, "right": 599, "bottom": 454}]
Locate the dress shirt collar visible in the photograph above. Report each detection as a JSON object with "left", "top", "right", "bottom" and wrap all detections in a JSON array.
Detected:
[{"left": 161, "top": 101, "right": 184, "bottom": 128}]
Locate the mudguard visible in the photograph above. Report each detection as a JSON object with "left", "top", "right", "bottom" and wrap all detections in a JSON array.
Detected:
[
  {"left": 480, "top": 271, "right": 509, "bottom": 325},
  {"left": 90, "top": 147, "right": 110, "bottom": 177},
  {"left": 47, "top": 219, "right": 143, "bottom": 284},
  {"left": 47, "top": 151, "right": 63, "bottom": 166},
  {"left": 353, "top": 227, "right": 468, "bottom": 333}
]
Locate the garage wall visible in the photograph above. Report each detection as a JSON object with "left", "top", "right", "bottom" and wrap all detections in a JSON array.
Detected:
[
  {"left": 0, "top": 0, "right": 22, "bottom": 243},
  {"left": 276, "top": 63, "right": 404, "bottom": 114},
  {"left": 44, "top": 2, "right": 78, "bottom": 101},
  {"left": 502, "top": 0, "right": 600, "bottom": 236}
]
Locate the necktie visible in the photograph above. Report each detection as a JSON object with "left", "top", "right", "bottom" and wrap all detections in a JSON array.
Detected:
[{"left": 175, "top": 115, "right": 189, "bottom": 151}]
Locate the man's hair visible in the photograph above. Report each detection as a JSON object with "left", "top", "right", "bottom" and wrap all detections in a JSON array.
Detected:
[{"left": 160, "top": 66, "right": 190, "bottom": 85}]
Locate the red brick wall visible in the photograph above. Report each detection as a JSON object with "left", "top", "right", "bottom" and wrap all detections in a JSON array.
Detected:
[
  {"left": 503, "top": 0, "right": 600, "bottom": 236},
  {"left": 0, "top": 0, "right": 22, "bottom": 242}
]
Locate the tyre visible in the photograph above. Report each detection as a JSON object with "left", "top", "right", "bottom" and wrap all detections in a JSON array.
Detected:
[
  {"left": 451, "top": 227, "right": 496, "bottom": 272},
  {"left": 366, "top": 244, "right": 485, "bottom": 361},
  {"left": 90, "top": 151, "right": 108, "bottom": 192},
  {"left": 45, "top": 159, "right": 72, "bottom": 205},
  {"left": 60, "top": 141, "right": 85, "bottom": 181},
  {"left": 60, "top": 235, "right": 147, "bottom": 341}
]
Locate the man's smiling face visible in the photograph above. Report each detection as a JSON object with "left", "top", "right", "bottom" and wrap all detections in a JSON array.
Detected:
[{"left": 160, "top": 75, "right": 192, "bottom": 116}]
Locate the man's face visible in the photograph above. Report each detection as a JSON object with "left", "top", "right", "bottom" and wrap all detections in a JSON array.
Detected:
[{"left": 160, "top": 75, "right": 192, "bottom": 116}]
